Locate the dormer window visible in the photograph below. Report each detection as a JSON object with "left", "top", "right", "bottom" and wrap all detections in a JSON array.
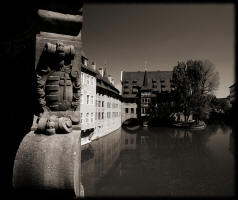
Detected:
[
  {"left": 123, "top": 88, "right": 130, "bottom": 94},
  {"left": 132, "top": 88, "right": 138, "bottom": 94},
  {"left": 161, "top": 80, "right": 165, "bottom": 87}
]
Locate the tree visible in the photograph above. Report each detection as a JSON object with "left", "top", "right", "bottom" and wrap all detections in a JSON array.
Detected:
[{"left": 172, "top": 59, "right": 219, "bottom": 123}]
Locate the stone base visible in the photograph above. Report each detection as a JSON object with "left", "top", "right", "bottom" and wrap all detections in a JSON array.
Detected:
[{"left": 13, "top": 130, "right": 83, "bottom": 198}]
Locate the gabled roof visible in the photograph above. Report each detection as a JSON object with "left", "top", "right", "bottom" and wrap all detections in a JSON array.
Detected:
[
  {"left": 122, "top": 70, "right": 172, "bottom": 98},
  {"left": 141, "top": 70, "right": 150, "bottom": 91}
]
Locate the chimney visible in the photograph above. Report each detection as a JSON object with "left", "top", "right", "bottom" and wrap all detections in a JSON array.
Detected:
[
  {"left": 82, "top": 56, "right": 88, "bottom": 66},
  {"left": 84, "top": 59, "right": 88, "bottom": 66},
  {"left": 108, "top": 75, "right": 112, "bottom": 83},
  {"left": 91, "top": 61, "right": 96, "bottom": 71},
  {"left": 98, "top": 67, "right": 104, "bottom": 77},
  {"left": 120, "top": 71, "right": 123, "bottom": 82}
]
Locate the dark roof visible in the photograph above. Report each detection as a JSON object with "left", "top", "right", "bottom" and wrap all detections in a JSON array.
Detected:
[
  {"left": 141, "top": 71, "right": 150, "bottom": 91},
  {"left": 122, "top": 71, "right": 173, "bottom": 98},
  {"left": 96, "top": 69, "right": 120, "bottom": 95},
  {"left": 81, "top": 64, "right": 96, "bottom": 76}
]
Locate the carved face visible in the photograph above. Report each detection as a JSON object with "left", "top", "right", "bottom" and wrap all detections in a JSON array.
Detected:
[
  {"left": 56, "top": 42, "right": 65, "bottom": 57},
  {"left": 46, "top": 115, "right": 57, "bottom": 129}
]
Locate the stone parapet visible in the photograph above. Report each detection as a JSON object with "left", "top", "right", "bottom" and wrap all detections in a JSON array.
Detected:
[{"left": 13, "top": 131, "right": 83, "bottom": 198}]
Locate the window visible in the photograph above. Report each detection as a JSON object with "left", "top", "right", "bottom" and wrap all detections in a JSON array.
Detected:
[
  {"left": 141, "top": 108, "right": 145, "bottom": 114},
  {"left": 91, "top": 77, "right": 93, "bottom": 85},
  {"left": 95, "top": 112, "right": 97, "bottom": 120},
  {"left": 87, "top": 95, "right": 89, "bottom": 104},
  {"left": 81, "top": 72, "right": 84, "bottom": 84},
  {"left": 86, "top": 113, "right": 89, "bottom": 122},
  {"left": 102, "top": 112, "right": 104, "bottom": 119},
  {"left": 131, "top": 108, "right": 134, "bottom": 114},
  {"left": 91, "top": 113, "right": 93, "bottom": 123},
  {"left": 102, "top": 101, "right": 104, "bottom": 107},
  {"left": 125, "top": 139, "right": 128, "bottom": 145},
  {"left": 87, "top": 75, "right": 89, "bottom": 84},
  {"left": 125, "top": 108, "right": 129, "bottom": 113},
  {"left": 90, "top": 96, "right": 93, "bottom": 105},
  {"left": 80, "top": 94, "right": 83, "bottom": 104},
  {"left": 80, "top": 113, "right": 83, "bottom": 123},
  {"left": 98, "top": 112, "right": 101, "bottom": 120},
  {"left": 98, "top": 101, "right": 101, "bottom": 107},
  {"left": 131, "top": 138, "right": 134, "bottom": 144}
]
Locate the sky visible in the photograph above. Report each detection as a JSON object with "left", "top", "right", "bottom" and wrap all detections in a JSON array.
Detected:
[{"left": 82, "top": 3, "right": 235, "bottom": 98}]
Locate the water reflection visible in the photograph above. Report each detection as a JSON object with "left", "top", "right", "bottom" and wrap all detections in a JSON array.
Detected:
[
  {"left": 81, "top": 128, "right": 121, "bottom": 196},
  {"left": 82, "top": 125, "right": 235, "bottom": 197},
  {"left": 229, "top": 127, "right": 235, "bottom": 155}
]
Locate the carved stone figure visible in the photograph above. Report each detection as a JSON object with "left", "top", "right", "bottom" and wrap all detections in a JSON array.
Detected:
[{"left": 34, "top": 42, "right": 80, "bottom": 134}]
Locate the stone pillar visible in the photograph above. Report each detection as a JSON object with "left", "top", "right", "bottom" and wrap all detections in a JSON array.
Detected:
[
  {"left": 13, "top": 131, "right": 82, "bottom": 197},
  {"left": 13, "top": 6, "right": 84, "bottom": 198}
]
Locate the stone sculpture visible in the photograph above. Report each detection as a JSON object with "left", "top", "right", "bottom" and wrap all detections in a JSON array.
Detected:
[
  {"left": 13, "top": 7, "right": 84, "bottom": 198},
  {"left": 33, "top": 42, "right": 80, "bottom": 134}
]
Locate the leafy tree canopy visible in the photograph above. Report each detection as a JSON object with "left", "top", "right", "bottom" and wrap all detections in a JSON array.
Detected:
[{"left": 172, "top": 59, "right": 219, "bottom": 122}]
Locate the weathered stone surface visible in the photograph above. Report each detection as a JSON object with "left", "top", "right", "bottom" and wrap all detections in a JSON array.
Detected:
[
  {"left": 13, "top": 130, "right": 82, "bottom": 198},
  {"left": 38, "top": 9, "right": 83, "bottom": 36},
  {"left": 33, "top": 33, "right": 82, "bottom": 134}
]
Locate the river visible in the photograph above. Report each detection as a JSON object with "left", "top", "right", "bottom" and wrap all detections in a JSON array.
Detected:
[{"left": 81, "top": 125, "right": 235, "bottom": 197}]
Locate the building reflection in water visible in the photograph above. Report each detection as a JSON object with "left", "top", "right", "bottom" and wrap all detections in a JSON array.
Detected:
[
  {"left": 229, "top": 127, "right": 235, "bottom": 155},
  {"left": 82, "top": 125, "right": 235, "bottom": 197},
  {"left": 81, "top": 128, "right": 121, "bottom": 196}
]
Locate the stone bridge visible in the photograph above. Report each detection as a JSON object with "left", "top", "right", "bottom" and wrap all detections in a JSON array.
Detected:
[{"left": 121, "top": 102, "right": 138, "bottom": 124}]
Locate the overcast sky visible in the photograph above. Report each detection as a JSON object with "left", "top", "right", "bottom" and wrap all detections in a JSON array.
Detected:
[{"left": 82, "top": 3, "right": 234, "bottom": 98}]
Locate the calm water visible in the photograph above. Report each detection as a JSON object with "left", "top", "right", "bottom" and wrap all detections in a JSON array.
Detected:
[{"left": 81, "top": 125, "right": 235, "bottom": 197}]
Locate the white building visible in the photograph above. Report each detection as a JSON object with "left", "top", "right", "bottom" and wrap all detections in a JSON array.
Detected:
[
  {"left": 80, "top": 57, "right": 97, "bottom": 136},
  {"left": 93, "top": 67, "right": 121, "bottom": 139},
  {"left": 80, "top": 58, "right": 121, "bottom": 141}
]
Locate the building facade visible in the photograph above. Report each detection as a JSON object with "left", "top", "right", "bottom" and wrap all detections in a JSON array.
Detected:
[
  {"left": 80, "top": 57, "right": 97, "bottom": 136},
  {"left": 94, "top": 67, "right": 121, "bottom": 139},
  {"left": 229, "top": 83, "right": 236, "bottom": 106},
  {"left": 121, "top": 70, "right": 174, "bottom": 124},
  {"left": 80, "top": 57, "right": 121, "bottom": 140}
]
